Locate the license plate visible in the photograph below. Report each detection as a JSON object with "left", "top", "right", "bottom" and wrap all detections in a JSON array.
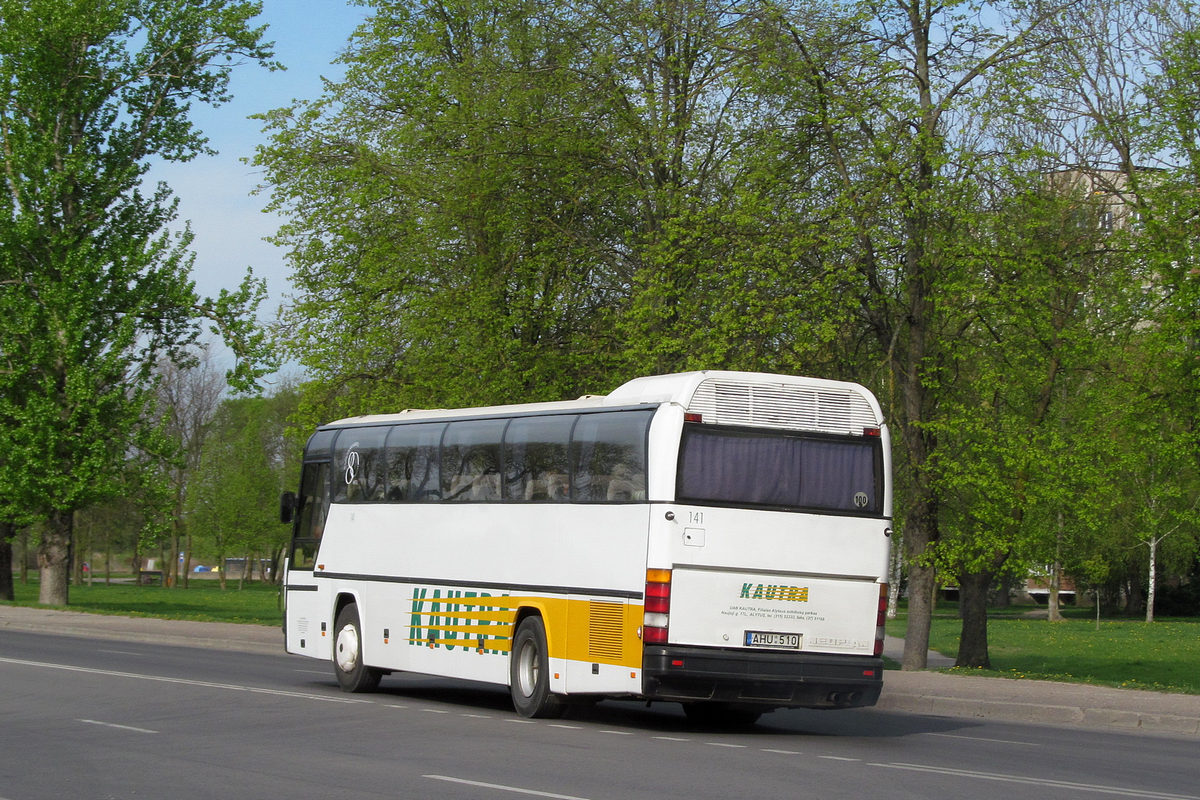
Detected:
[{"left": 744, "top": 631, "right": 802, "bottom": 650}]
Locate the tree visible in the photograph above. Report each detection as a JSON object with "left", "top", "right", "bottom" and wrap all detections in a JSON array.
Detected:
[
  {"left": 150, "top": 346, "right": 226, "bottom": 588},
  {"left": 747, "top": 0, "right": 1081, "bottom": 668},
  {"left": 0, "top": 520, "right": 12, "bottom": 600},
  {"left": 257, "top": 0, "right": 631, "bottom": 417},
  {"left": 0, "top": 0, "right": 278, "bottom": 606},
  {"left": 186, "top": 389, "right": 300, "bottom": 587},
  {"left": 930, "top": 176, "right": 1145, "bottom": 664}
]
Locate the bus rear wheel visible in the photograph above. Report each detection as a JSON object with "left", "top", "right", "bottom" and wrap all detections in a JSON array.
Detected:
[
  {"left": 333, "top": 603, "right": 382, "bottom": 693},
  {"left": 509, "top": 616, "right": 563, "bottom": 718}
]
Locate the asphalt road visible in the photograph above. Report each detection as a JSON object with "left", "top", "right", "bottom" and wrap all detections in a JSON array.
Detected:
[{"left": 1, "top": 628, "right": 1197, "bottom": 800}]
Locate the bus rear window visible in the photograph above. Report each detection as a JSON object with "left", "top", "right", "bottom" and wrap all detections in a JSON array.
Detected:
[{"left": 676, "top": 425, "right": 881, "bottom": 514}]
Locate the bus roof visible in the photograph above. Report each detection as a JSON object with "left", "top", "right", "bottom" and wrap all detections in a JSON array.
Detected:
[{"left": 322, "top": 371, "right": 883, "bottom": 434}]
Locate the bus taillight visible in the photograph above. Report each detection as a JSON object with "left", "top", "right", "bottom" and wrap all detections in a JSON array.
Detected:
[
  {"left": 874, "top": 584, "right": 888, "bottom": 656},
  {"left": 643, "top": 569, "right": 672, "bottom": 644}
]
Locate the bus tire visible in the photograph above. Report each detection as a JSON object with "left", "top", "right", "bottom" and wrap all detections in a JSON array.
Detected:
[
  {"left": 509, "top": 616, "right": 563, "bottom": 718},
  {"left": 333, "top": 603, "right": 382, "bottom": 693}
]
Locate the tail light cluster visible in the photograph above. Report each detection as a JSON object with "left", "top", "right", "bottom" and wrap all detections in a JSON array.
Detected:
[
  {"left": 643, "top": 568, "right": 672, "bottom": 644},
  {"left": 874, "top": 583, "right": 889, "bottom": 657}
]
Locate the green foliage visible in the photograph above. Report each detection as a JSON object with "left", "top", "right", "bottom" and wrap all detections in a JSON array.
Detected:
[
  {"left": 185, "top": 389, "right": 300, "bottom": 573},
  {"left": 0, "top": 0, "right": 279, "bottom": 603},
  {"left": 255, "top": 0, "right": 1200, "bottom": 667}
]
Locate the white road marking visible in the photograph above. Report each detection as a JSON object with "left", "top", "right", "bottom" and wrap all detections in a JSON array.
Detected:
[
  {"left": 425, "top": 774, "right": 592, "bottom": 800},
  {"left": 923, "top": 732, "right": 1039, "bottom": 746},
  {"left": 0, "top": 656, "right": 370, "bottom": 704},
  {"left": 78, "top": 719, "right": 157, "bottom": 734},
  {"left": 871, "top": 762, "right": 1200, "bottom": 800}
]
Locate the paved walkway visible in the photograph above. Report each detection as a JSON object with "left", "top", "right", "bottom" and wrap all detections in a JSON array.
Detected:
[{"left": 2, "top": 605, "right": 1197, "bottom": 737}]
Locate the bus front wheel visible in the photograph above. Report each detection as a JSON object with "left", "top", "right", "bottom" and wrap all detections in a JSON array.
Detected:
[
  {"left": 333, "top": 603, "right": 382, "bottom": 693},
  {"left": 509, "top": 616, "right": 563, "bottom": 718}
]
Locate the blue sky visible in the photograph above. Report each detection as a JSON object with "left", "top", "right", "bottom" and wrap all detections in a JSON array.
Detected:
[{"left": 148, "top": 1, "right": 370, "bottom": 323}]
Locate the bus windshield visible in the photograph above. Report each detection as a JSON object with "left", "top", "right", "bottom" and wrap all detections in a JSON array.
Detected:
[{"left": 676, "top": 424, "right": 882, "bottom": 515}]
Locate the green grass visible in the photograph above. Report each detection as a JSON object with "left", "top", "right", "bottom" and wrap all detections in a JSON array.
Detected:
[
  {"left": 888, "top": 603, "right": 1200, "bottom": 694},
  {"left": 3, "top": 579, "right": 282, "bottom": 626}
]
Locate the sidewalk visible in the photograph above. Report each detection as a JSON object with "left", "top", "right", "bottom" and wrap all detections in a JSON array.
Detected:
[
  {"left": 0, "top": 604, "right": 282, "bottom": 656},
  {"left": 2, "top": 605, "right": 1198, "bottom": 737},
  {"left": 878, "top": 634, "right": 1200, "bottom": 736}
]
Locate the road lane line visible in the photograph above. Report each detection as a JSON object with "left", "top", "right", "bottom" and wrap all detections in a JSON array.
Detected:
[
  {"left": 871, "top": 762, "right": 1200, "bottom": 800},
  {"left": 424, "top": 774, "right": 592, "bottom": 800},
  {"left": 0, "top": 656, "right": 370, "bottom": 704},
  {"left": 78, "top": 719, "right": 158, "bottom": 734},
  {"left": 923, "top": 732, "right": 1039, "bottom": 746}
]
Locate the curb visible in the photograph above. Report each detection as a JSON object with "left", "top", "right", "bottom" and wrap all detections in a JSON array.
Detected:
[{"left": 875, "top": 690, "right": 1200, "bottom": 736}]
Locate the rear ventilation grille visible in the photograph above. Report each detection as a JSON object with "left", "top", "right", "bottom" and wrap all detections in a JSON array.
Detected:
[
  {"left": 689, "top": 378, "right": 878, "bottom": 434},
  {"left": 588, "top": 601, "right": 624, "bottom": 661}
]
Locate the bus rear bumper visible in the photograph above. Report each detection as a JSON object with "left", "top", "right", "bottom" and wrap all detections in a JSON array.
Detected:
[{"left": 642, "top": 645, "right": 883, "bottom": 709}]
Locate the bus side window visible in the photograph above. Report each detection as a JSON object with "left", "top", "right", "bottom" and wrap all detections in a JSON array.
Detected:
[
  {"left": 442, "top": 419, "right": 506, "bottom": 502},
  {"left": 504, "top": 415, "right": 574, "bottom": 502},
  {"left": 334, "top": 427, "right": 388, "bottom": 503},
  {"left": 386, "top": 423, "right": 444, "bottom": 501},
  {"left": 570, "top": 411, "right": 651, "bottom": 502},
  {"left": 290, "top": 461, "right": 331, "bottom": 570}
]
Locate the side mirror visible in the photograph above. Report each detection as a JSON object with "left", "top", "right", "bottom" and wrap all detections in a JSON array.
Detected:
[{"left": 279, "top": 491, "right": 297, "bottom": 524}]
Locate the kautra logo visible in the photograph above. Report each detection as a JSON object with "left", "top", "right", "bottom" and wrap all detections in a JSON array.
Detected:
[
  {"left": 408, "top": 587, "right": 510, "bottom": 653},
  {"left": 740, "top": 583, "right": 809, "bottom": 602}
]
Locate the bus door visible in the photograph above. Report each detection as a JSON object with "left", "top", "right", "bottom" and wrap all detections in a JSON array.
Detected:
[{"left": 284, "top": 460, "right": 333, "bottom": 659}]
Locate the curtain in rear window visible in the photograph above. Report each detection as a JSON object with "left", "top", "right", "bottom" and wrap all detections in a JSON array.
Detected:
[{"left": 677, "top": 426, "right": 880, "bottom": 514}]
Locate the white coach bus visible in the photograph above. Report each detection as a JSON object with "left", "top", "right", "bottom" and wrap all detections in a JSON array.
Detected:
[{"left": 281, "top": 371, "right": 892, "bottom": 723}]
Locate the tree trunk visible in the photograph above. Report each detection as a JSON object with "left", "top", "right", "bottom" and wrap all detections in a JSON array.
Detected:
[
  {"left": 1048, "top": 511, "right": 1065, "bottom": 622},
  {"left": 956, "top": 570, "right": 992, "bottom": 668},
  {"left": 902, "top": 561, "right": 937, "bottom": 669},
  {"left": 0, "top": 522, "right": 14, "bottom": 601},
  {"left": 38, "top": 509, "right": 73, "bottom": 606},
  {"left": 1124, "top": 568, "right": 1145, "bottom": 616},
  {"left": 183, "top": 531, "right": 192, "bottom": 589},
  {"left": 19, "top": 526, "right": 30, "bottom": 584},
  {"left": 993, "top": 574, "right": 1013, "bottom": 609},
  {"left": 1146, "top": 536, "right": 1157, "bottom": 623},
  {"left": 899, "top": 451, "right": 939, "bottom": 670},
  {"left": 887, "top": 532, "right": 903, "bottom": 620},
  {"left": 167, "top": 529, "right": 179, "bottom": 587},
  {"left": 1048, "top": 560, "right": 1065, "bottom": 622}
]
